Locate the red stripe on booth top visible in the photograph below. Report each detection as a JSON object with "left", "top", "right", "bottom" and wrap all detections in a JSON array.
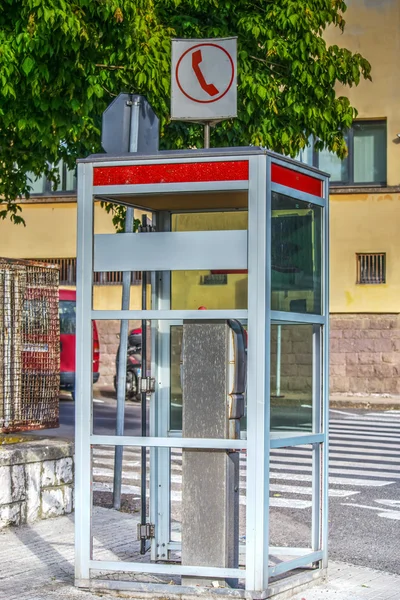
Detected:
[
  {"left": 271, "top": 163, "right": 323, "bottom": 198},
  {"left": 93, "top": 161, "right": 249, "bottom": 186}
]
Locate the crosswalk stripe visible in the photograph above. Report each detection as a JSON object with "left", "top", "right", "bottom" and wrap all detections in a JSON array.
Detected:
[
  {"left": 270, "top": 455, "right": 400, "bottom": 475},
  {"left": 329, "top": 450, "right": 400, "bottom": 461},
  {"left": 330, "top": 436, "right": 400, "bottom": 447},
  {"left": 269, "top": 483, "right": 358, "bottom": 498},
  {"left": 92, "top": 479, "right": 312, "bottom": 509},
  {"left": 92, "top": 465, "right": 358, "bottom": 499},
  {"left": 271, "top": 447, "right": 400, "bottom": 463},
  {"left": 330, "top": 425, "right": 400, "bottom": 436},
  {"left": 367, "top": 412, "right": 400, "bottom": 418},
  {"left": 328, "top": 447, "right": 400, "bottom": 459},
  {"left": 90, "top": 411, "right": 400, "bottom": 511},
  {"left": 92, "top": 454, "right": 247, "bottom": 473},
  {"left": 330, "top": 418, "right": 400, "bottom": 429},
  {"left": 93, "top": 481, "right": 183, "bottom": 503},
  {"left": 269, "top": 461, "right": 400, "bottom": 479},
  {"left": 330, "top": 425, "right": 400, "bottom": 434},
  {"left": 330, "top": 429, "right": 400, "bottom": 440},
  {"left": 269, "top": 471, "right": 393, "bottom": 487}
]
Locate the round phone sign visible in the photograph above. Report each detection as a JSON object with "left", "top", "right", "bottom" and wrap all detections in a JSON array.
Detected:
[{"left": 175, "top": 43, "right": 235, "bottom": 104}]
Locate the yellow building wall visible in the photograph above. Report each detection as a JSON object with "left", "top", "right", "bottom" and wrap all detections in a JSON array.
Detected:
[
  {"left": 0, "top": 201, "right": 124, "bottom": 257},
  {"left": 324, "top": 0, "right": 400, "bottom": 186},
  {"left": 324, "top": 1, "right": 400, "bottom": 313},
  {"left": 0, "top": 201, "right": 145, "bottom": 310},
  {"left": 330, "top": 192, "right": 400, "bottom": 313},
  {"left": 171, "top": 211, "right": 248, "bottom": 310}
]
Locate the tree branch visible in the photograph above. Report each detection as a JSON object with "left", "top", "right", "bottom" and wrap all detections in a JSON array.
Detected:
[{"left": 95, "top": 63, "right": 126, "bottom": 70}]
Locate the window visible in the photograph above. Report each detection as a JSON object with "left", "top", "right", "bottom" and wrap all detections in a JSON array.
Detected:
[
  {"left": 27, "top": 159, "right": 77, "bottom": 195},
  {"left": 93, "top": 271, "right": 142, "bottom": 285},
  {"left": 297, "top": 120, "right": 387, "bottom": 186},
  {"left": 59, "top": 300, "right": 76, "bottom": 334},
  {"left": 30, "top": 258, "right": 77, "bottom": 286},
  {"left": 356, "top": 253, "right": 386, "bottom": 284}
]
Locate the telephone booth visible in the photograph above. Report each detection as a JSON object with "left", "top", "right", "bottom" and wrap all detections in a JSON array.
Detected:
[{"left": 75, "top": 147, "right": 329, "bottom": 598}]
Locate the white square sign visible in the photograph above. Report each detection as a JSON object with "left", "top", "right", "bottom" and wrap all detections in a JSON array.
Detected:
[{"left": 171, "top": 37, "right": 237, "bottom": 121}]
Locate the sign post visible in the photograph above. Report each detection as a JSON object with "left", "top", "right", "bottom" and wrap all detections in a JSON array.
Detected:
[{"left": 171, "top": 37, "right": 237, "bottom": 147}]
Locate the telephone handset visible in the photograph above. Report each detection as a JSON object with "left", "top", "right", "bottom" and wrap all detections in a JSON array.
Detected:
[{"left": 192, "top": 49, "right": 219, "bottom": 97}]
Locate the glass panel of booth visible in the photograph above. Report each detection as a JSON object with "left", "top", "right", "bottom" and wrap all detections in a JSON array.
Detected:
[
  {"left": 270, "top": 323, "right": 314, "bottom": 433},
  {"left": 271, "top": 191, "right": 322, "bottom": 315},
  {"left": 169, "top": 321, "right": 248, "bottom": 435},
  {"left": 92, "top": 209, "right": 249, "bottom": 312},
  {"left": 169, "top": 211, "right": 249, "bottom": 432},
  {"left": 90, "top": 443, "right": 247, "bottom": 580},
  {"left": 170, "top": 211, "right": 248, "bottom": 311}
]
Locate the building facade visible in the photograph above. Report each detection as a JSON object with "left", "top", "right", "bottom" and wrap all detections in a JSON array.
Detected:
[
  {"left": 1, "top": 0, "right": 399, "bottom": 395},
  {"left": 324, "top": 0, "right": 400, "bottom": 395}
]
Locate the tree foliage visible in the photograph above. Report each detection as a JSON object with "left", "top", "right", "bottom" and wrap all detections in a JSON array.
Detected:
[{"left": 0, "top": 0, "right": 371, "bottom": 223}]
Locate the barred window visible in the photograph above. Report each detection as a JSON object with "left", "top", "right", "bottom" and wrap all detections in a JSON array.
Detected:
[
  {"left": 31, "top": 258, "right": 76, "bottom": 286},
  {"left": 93, "top": 271, "right": 142, "bottom": 285},
  {"left": 25, "top": 258, "right": 141, "bottom": 286},
  {"left": 356, "top": 253, "right": 386, "bottom": 284}
]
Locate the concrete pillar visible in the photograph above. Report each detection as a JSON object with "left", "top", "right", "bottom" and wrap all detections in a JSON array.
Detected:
[{"left": 181, "top": 321, "right": 239, "bottom": 587}]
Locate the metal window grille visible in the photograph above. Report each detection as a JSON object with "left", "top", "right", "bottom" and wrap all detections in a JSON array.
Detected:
[
  {"left": 0, "top": 258, "right": 60, "bottom": 432},
  {"left": 27, "top": 258, "right": 142, "bottom": 286},
  {"left": 32, "top": 258, "right": 76, "bottom": 285},
  {"left": 93, "top": 270, "right": 142, "bottom": 285},
  {"left": 356, "top": 253, "right": 386, "bottom": 284}
]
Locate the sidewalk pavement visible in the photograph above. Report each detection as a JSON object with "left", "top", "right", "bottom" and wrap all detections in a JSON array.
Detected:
[{"left": 0, "top": 507, "right": 399, "bottom": 600}]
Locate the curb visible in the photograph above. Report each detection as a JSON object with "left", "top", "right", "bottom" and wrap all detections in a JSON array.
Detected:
[{"left": 330, "top": 394, "right": 400, "bottom": 410}]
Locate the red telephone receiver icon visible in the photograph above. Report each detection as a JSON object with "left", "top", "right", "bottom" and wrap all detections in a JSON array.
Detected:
[{"left": 192, "top": 49, "right": 219, "bottom": 97}]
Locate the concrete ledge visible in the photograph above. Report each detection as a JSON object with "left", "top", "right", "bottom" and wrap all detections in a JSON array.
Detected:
[
  {"left": 0, "top": 436, "right": 74, "bottom": 528},
  {"left": 0, "top": 437, "right": 73, "bottom": 466}
]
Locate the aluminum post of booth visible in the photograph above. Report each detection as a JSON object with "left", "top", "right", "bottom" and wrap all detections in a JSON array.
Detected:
[{"left": 74, "top": 146, "right": 329, "bottom": 599}]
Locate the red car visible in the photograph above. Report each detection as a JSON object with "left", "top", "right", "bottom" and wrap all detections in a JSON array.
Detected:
[{"left": 59, "top": 289, "right": 100, "bottom": 399}]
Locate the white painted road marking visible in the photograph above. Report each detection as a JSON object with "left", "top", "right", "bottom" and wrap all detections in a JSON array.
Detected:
[
  {"left": 269, "top": 471, "right": 393, "bottom": 487},
  {"left": 91, "top": 411, "right": 400, "bottom": 512},
  {"left": 341, "top": 500, "right": 400, "bottom": 521}
]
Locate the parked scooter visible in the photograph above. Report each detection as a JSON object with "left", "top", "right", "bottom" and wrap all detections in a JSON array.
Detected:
[{"left": 114, "top": 328, "right": 142, "bottom": 402}]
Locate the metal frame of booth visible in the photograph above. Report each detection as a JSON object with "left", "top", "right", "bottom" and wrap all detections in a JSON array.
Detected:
[{"left": 75, "top": 147, "right": 329, "bottom": 598}]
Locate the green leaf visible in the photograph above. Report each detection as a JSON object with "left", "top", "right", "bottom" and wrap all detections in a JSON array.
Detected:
[
  {"left": 21, "top": 56, "right": 35, "bottom": 76},
  {"left": 71, "top": 98, "right": 80, "bottom": 112},
  {"left": 0, "top": 0, "right": 371, "bottom": 225}
]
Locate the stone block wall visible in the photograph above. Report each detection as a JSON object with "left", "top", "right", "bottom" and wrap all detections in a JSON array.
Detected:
[
  {"left": 0, "top": 438, "right": 74, "bottom": 528},
  {"left": 95, "top": 319, "right": 121, "bottom": 388},
  {"left": 330, "top": 314, "right": 400, "bottom": 395},
  {"left": 270, "top": 324, "right": 313, "bottom": 397},
  {"left": 94, "top": 319, "right": 148, "bottom": 389}
]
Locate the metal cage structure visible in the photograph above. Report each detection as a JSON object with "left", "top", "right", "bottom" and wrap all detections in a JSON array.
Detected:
[
  {"left": 0, "top": 258, "right": 60, "bottom": 433},
  {"left": 75, "top": 147, "right": 329, "bottom": 598}
]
